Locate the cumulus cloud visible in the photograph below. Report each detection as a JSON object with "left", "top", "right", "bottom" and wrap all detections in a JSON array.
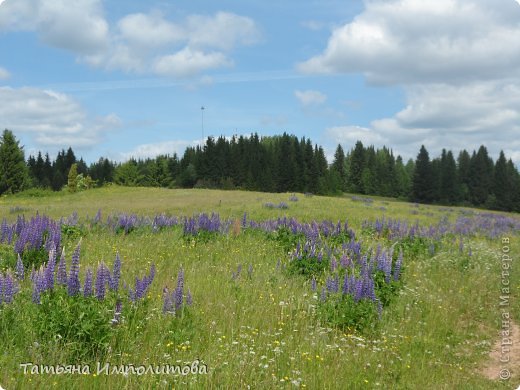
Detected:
[
  {"left": 299, "top": 0, "right": 520, "bottom": 85},
  {"left": 0, "top": 86, "right": 120, "bottom": 148},
  {"left": 0, "top": 67, "right": 10, "bottom": 80},
  {"left": 0, "top": 2, "right": 260, "bottom": 78},
  {"left": 294, "top": 89, "right": 327, "bottom": 106},
  {"left": 0, "top": 0, "right": 108, "bottom": 54},
  {"left": 306, "top": 0, "right": 520, "bottom": 163}
]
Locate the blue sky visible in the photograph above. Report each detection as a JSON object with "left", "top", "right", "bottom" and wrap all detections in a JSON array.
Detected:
[{"left": 1, "top": 0, "right": 520, "bottom": 164}]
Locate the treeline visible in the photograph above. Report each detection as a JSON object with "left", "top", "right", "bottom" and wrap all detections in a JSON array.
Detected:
[{"left": 1, "top": 129, "right": 519, "bottom": 212}]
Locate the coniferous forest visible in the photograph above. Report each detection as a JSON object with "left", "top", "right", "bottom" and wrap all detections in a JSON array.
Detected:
[{"left": 1, "top": 129, "right": 519, "bottom": 212}]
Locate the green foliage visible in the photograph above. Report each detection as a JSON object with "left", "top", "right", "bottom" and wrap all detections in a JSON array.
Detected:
[
  {"left": 373, "top": 271, "right": 401, "bottom": 307},
  {"left": 20, "top": 247, "right": 49, "bottom": 270},
  {"left": 0, "top": 244, "right": 16, "bottom": 270},
  {"left": 61, "top": 224, "right": 85, "bottom": 240},
  {"left": 317, "top": 294, "right": 378, "bottom": 333},
  {"left": 0, "top": 129, "right": 28, "bottom": 195},
  {"left": 33, "top": 290, "right": 115, "bottom": 360},
  {"left": 286, "top": 252, "right": 329, "bottom": 278},
  {"left": 67, "top": 163, "right": 79, "bottom": 192}
]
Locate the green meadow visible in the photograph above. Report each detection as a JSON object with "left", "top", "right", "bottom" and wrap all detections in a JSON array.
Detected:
[{"left": 0, "top": 186, "right": 518, "bottom": 389}]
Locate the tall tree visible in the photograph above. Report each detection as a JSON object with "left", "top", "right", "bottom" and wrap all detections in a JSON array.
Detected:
[
  {"left": 440, "top": 149, "right": 458, "bottom": 204},
  {"left": 348, "top": 141, "right": 365, "bottom": 193},
  {"left": 0, "top": 129, "right": 28, "bottom": 195},
  {"left": 411, "top": 145, "right": 433, "bottom": 203},
  {"left": 331, "top": 144, "right": 347, "bottom": 191},
  {"left": 494, "top": 151, "right": 511, "bottom": 211},
  {"left": 468, "top": 145, "right": 494, "bottom": 205}
]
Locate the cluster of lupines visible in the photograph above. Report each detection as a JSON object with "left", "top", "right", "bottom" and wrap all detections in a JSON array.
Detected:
[
  {"left": 313, "top": 244, "right": 404, "bottom": 318},
  {"left": 0, "top": 270, "right": 19, "bottom": 304},
  {"left": 11, "top": 214, "right": 61, "bottom": 255},
  {"left": 182, "top": 213, "right": 229, "bottom": 236},
  {"left": 27, "top": 243, "right": 155, "bottom": 309},
  {"left": 162, "top": 268, "right": 192, "bottom": 316},
  {"left": 362, "top": 216, "right": 450, "bottom": 241},
  {"left": 247, "top": 217, "right": 355, "bottom": 242},
  {"left": 289, "top": 194, "right": 299, "bottom": 202},
  {"left": 128, "top": 263, "right": 155, "bottom": 302}
]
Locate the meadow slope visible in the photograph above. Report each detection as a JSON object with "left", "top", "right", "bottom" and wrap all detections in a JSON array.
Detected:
[{"left": 0, "top": 186, "right": 518, "bottom": 389}]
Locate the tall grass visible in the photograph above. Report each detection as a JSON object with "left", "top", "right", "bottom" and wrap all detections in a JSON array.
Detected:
[{"left": 0, "top": 186, "right": 518, "bottom": 389}]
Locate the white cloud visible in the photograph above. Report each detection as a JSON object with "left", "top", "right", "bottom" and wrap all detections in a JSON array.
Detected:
[
  {"left": 119, "top": 140, "right": 195, "bottom": 161},
  {"left": 299, "top": 0, "right": 520, "bottom": 85},
  {"left": 186, "top": 12, "right": 261, "bottom": 51},
  {"left": 0, "top": 3, "right": 260, "bottom": 78},
  {"left": 0, "top": 86, "right": 120, "bottom": 148},
  {"left": 153, "top": 48, "right": 231, "bottom": 78},
  {"left": 294, "top": 89, "right": 327, "bottom": 106},
  {"left": 326, "top": 125, "right": 387, "bottom": 146},
  {"left": 0, "top": 0, "right": 108, "bottom": 54},
  {"left": 0, "top": 67, "right": 9, "bottom": 80},
  {"left": 306, "top": 0, "right": 520, "bottom": 163},
  {"left": 117, "top": 12, "right": 184, "bottom": 49}
]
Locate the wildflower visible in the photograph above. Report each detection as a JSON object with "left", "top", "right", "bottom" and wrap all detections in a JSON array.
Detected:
[
  {"left": 67, "top": 242, "right": 81, "bottom": 296},
  {"left": 83, "top": 269, "right": 93, "bottom": 297},
  {"left": 95, "top": 263, "right": 109, "bottom": 300},
  {"left": 109, "top": 252, "right": 121, "bottom": 291}
]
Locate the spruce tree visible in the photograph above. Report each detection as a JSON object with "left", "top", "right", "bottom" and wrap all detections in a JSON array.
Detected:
[
  {"left": 411, "top": 145, "right": 433, "bottom": 203},
  {"left": 493, "top": 151, "right": 510, "bottom": 210},
  {"left": 331, "top": 144, "right": 346, "bottom": 191},
  {"left": 0, "top": 129, "right": 28, "bottom": 195},
  {"left": 348, "top": 141, "right": 365, "bottom": 193}
]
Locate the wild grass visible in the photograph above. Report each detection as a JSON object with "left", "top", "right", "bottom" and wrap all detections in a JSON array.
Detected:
[{"left": 0, "top": 186, "right": 518, "bottom": 389}]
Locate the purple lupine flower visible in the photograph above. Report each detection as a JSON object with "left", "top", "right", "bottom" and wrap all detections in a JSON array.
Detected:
[
  {"left": 0, "top": 274, "right": 3, "bottom": 304},
  {"left": 109, "top": 253, "right": 121, "bottom": 291},
  {"left": 330, "top": 256, "right": 337, "bottom": 272},
  {"left": 173, "top": 268, "right": 184, "bottom": 311},
  {"left": 15, "top": 254, "right": 24, "bottom": 280},
  {"left": 393, "top": 250, "right": 403, "bottom": 281},
  {"left": 247, "top": 264, "right": 253, "bottom": 278},
  {"left": 67, "top": 243, "right": 81, "bottom": 296},
  {"left": 3, "top": 272, "right": 15, "bottom": 304},
  {"left": 111, "top": 300, "right": 123, "bottom": 325},
  {"left": 32, "top": 276, "right": 42, "bottom": 304},
  {"left": 57, "top": 248, "right": 67, "bottom": 286},
  {"left": 83, "top": 269, "right": 93, "bottom": 297},
  {"left": 95, "top": 263, "right": 109, "bottom": 300}
]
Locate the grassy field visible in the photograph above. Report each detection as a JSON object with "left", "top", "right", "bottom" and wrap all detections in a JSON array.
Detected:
[{"left": 0, "top": 186, "right": 519, "bottom": 389}]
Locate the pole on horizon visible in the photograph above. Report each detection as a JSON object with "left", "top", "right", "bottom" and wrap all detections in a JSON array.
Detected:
[{"left": 201, "top": 106, "right": 205, "bottom": 149}]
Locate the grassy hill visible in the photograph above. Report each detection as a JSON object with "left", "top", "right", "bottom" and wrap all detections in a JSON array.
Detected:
[{"left": 0, "top": 186, "right": 518, "bottom": 389}]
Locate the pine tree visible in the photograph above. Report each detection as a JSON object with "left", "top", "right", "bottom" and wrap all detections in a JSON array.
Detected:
[
  {"left": 440, "top": 149, "right": 458, "bottom": 204},
  {"left": 411, "top": 145, "right": 433, "bottom": 203},
  {"left": 348, "top": 141, "right": 365, "bottom": 193},
  {"left": 468, "top": 146, "right": 494, "bottom": 205},
  {"left": 494, "top": 151, "right": 511, "bottom": 211},
  {"left": 0, "top": 129, "right": 28, "bottom": 195},
  {"left": 331, "top": 144, "right": 346, "bottom": 191}
]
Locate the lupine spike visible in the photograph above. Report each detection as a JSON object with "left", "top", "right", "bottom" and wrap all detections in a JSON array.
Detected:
[{"left": 67, "top": 242, "right": 81, "bottom": 296}]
